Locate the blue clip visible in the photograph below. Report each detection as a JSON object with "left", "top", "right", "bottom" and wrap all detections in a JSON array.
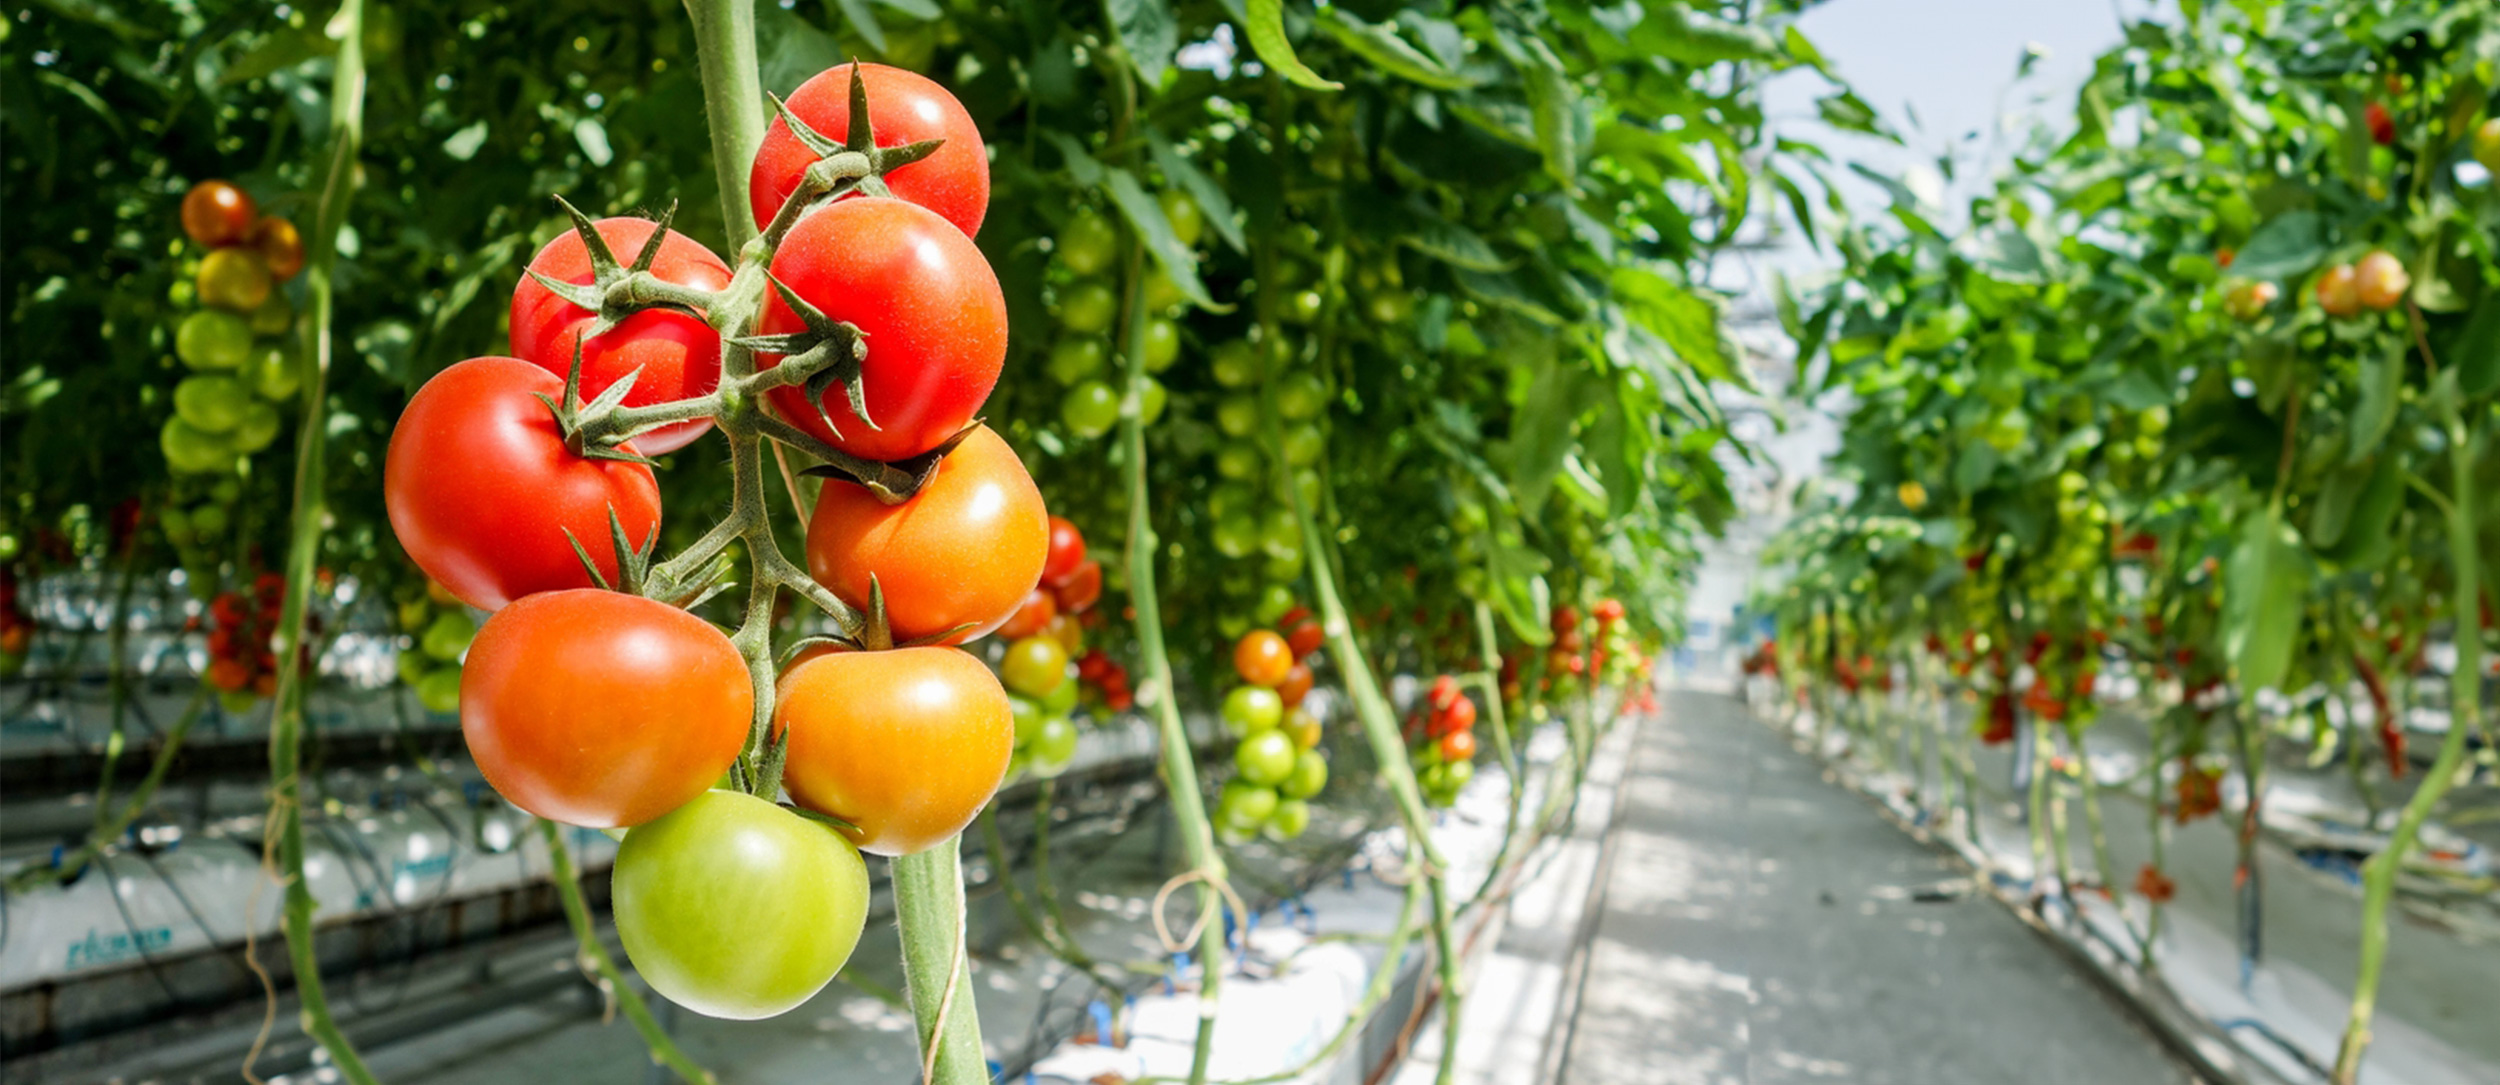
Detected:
[
  {"left": 1165, "top": 951, "right": 1189, "bottom": 995},
  {"left": 1088, "top": 999, "right": 1114, "bottom": 1045}
]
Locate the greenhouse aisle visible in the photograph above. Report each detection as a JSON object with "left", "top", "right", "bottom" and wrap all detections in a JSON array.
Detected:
[{"left": 1548, "top": 689, "right": 2205, "bottom": 1085}]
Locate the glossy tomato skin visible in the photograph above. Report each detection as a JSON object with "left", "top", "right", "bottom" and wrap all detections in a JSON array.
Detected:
[
  {"left": 385, "top": 357, "right": 662, "bottom": 610},
  {"left": 760, "top": 198, "right": 1006, "bottom": 463},
  {"left": 461, "top": 590, "right": 750, "bottom": 828},
  {"left": 613, "top": 790, "right": 869, "bottom": 1020},
  {"left": 509, "top": 218, "right": 733, "bottom": 454},
  {"left": 806, "top": 425, "right": 1045, "bottom": 644},
  {"left": 1234, "top": 630, "right": 1293, "bottom": 687},
  {"left": 1051, "top": 560, "right": 1103, "bottom": 615},
  {"left": 252, "top": 216, "right": 305, "bottom": 280},
  {"left": 748, "top": 63, "right": 989, "bottom": 238},
  {"left": 182, "top": 180, "right": 258, "bottom": 246},
  {"left": 775, "top": 646, "right": 1013, "bottom": 856},
  {"left": 1042, "top": 516, "right": 1086, "bottom": 582}
]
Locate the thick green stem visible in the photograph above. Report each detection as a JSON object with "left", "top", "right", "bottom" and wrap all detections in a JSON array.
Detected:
[
  {"left": 1463, "top": 602, "right": 1525, "bottom": 909},
  {"left": 2334, "top": 399, "right": 2483, "bottom": 1084},
  {"left": 539, "top": 821, "right": 715, "bottom": 1084},
  {"left": 684, "top": 0, "right": 764, "bottom": 253},
  {"left": 2067, "top": 719, "right": 2116, "bottom": 899},
  {"left": 2023, "top": 711, "right": 2051, "bottom": 895},
  {"left": 892, "top": 841, "right": 989, "bottom": 1085},
  {"left": 255, "top": 4, "right": 370, "bottom": 1080}
]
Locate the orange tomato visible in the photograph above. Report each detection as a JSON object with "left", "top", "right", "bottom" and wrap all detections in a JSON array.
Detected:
[
  {"left": 805, "top": 425, "right": 1047, "bottom": 645},
  {"left": 776, "top": 646, "right": 1013, "bottom": 856}
]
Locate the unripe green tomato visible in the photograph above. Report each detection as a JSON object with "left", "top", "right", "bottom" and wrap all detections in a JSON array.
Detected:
[
  {"left": 1218, "top": 780, "right": 1278, "bottom": 830},
  {"left": 232, "top": 401, "right": 282, "bottom": 453},
  {"left": 246, "top": 346, "right": 301, "bottom": 401},
  {"left": 1266, "top": 799, "right": 1311, "bottom": 840},
  {"left": 1047, "top": 338, "right": 1108, "bottom": 385},
  {"left": 1419, "top": 762, "right": 1449, "bottom": 793},
  {"left": 1039, "top": 665, "right": 1080, "bottom": 715},
  {"left": 395, "top": 649, "right": 429, "bottom": 687},
  {"left": 1061, "top": 381, "right": 1120, "bottom": 438},
  {"left": 2167, "top": 253, "right": 2218, "bottom": 285},
  {"left": 1058, "top": 211, "right": 1119, "bottom": 276},
  {"left": 396, "top": 597, "right": 432, "bottom": 633},
  {"left": 176, "top": 310, "right": 253, "bottom": 370},
  {"left": 1221, "top": 685, "right": 1284, "bottom": 736},
  {"left": 1141, "top": 270, "right": 1185, "bottom": 314},
  {"left": 221, "top": 688, "right": 261, "bottom": 714},
  {"left": 2140, "top": 406, "right": 2170, "bottom": 435},
  {"left": 1217, "top": 612, "right": 1251, "bottom": 641},
  {"left": 189, "top": 502, "right": 229, "bottom": 537},
  {"left": 1254, "top": 583, "right": 1295, "bottom": 625},
  {"left": 1368, "top": 291, "right": 1412, "bottom": 325},
  {"left": 1216, "top": 820, "right": 1258, "bottom": 845},
  {"left": 161, "top": 418, "right": 237, "bottom": 475},
  {"left": 1274, "top": 373, "right": 1327, "bottom": 421},
  {"left": 1159, "top": 189, "right": 1204, "bottom": 247},
  {"left": 1215, "top": 442, "right": 1262, "bottom": 481},
  {"left": 1444, "top": 758, "right": 1476, "bottom": 789},
  {"left": 1030, "top": 716, "right": 1079, "bottom": 774},
  {"left": 1259, "top": 509, "right": 1302, "bottom": 563},
  {"left": 1001, "top": 636, "right": 1071, "bottom": 698},
  {"left": 1263, "top": 550, "right": 1304, "bottom": 583},
  {"left": 1210, "top": 340, "right": 1263, "bottom": 387},
  {"left": 1284, "top": 289, "right": 1323, "bottom": 324},
  {"left": 1057, "top": 281, "right": 1119, "bottom": 334},
  {"left": 249, "top": 292, "right": 294, "bottom": 337},
  {"left": 1208, "top": 483, "right": 1256, "bottom": 521},
  {"left": 174, "top": 375, "right": 251, "bottom": 433},
  {"left": 1135, "top": 376, "right": 1167, "bottom": 426},
  {"left": 1010, "top": 694, "right": 1045, "bottom": 745},
  {"left": 1142, "top": 319, "right": 1180, "bottom": 373},
  {"left": 1281, "top": 425, "right": 1325, "bottom": 467},
  {"left": 1213, "top": 509, "right": 1260, "bottom": 559},
  {"left": 421, "top": 610, "right": 475, "bottom": 661},
  {"left": 1286, "top": 470, "right": 1322, "bottom": 511},
  {"left": 1280, "top": 749, "right": 1328, "bottom": 799},
  {"left": 416, "top": 667, "right": 462, "bottom": 714},
  {"left": 1215, "top": 395, "right": 1260, "bottom": 438}
]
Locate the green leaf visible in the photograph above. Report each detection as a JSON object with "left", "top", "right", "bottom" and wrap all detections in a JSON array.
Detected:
[
  {"left": 2230, "top": 211, "right": 2327, "bottom": 282},
  {"left": 2454, "top": 294, "right": 2500, "bottom": 398},
  {"left": 1611, "top": 267, "right": 1738, "bottom": 385},
  {"left": 2305, "top": 461, "right": 2369, "bottom": 549},
  {"left": 2222, "top": 506, "right": 2311, "bottom": 694},
  {"left": 2319, "top": 457, "right": 2404, "bottom": 569},
  {"left": 831, "top": 0, "right": 889, "bottom": 53},
  {"left": 1242, "top": 0, "right": 1338, "bottom": 91},
  {"left": 1105, "top": 0, "right": 1178, "bottom": 86},
  {"left": 1815, "top": 91, "right": 1894, "bottom": 142},
  {"left": 1100, "top": 167, "right": 1216, "bottom": 311},
  {"left": 1487, "top": 546, "right": 1554, "bottom": 647},
  {"left": 1394, "top": 204, "right": 1506, "bottom": 271},
  {"left": 222, "top": 26, "right": 334, "bottom": 85},
  {"left": 1507, "top": 353, "right": 1592, "bottom": 512},
  {"left": 2347, "top": 347, "right": 2401, "bottom": 464},
  {"left": 1148, "top": 134, "right": 1245, "bottom": 253},
  {"left": 1519, "top": 36, "right": 1580, "bottom": 191},
  {"left": 1636, "top": 3, "right": 1781, "bottom": 66},
  {"left": 1314, "top": 9, "right": 1482, "bottom": 90}
]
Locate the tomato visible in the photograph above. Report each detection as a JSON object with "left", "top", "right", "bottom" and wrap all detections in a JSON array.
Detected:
[
  {"left": 1210, "top": 341, "right": 1262, "bottom": 388},
  {"left": 1009, "top": 695, "right": 1045, "bottom": 744},
  {"left": 1142, "top": 270, "right": 1185, "bottom": 314},
  {"left": 1158, "top": 189, "right": 1203, "bottom": 247},
  {"left": 1136, "top": 376, "right": 1169, "bottom": 426},
  {"left": 1212, "top": 510, "right": 1259, "bottom": 559},
  {"left": 1268, "top": 799, "right": 1310, "bottom": 840},
  {"left": 2363, "top": 101, "right": 2394, "bottom": 146},
  {"left": 1039, "top": 661, "right": 1081, "bottom": 714},
  {"left": 181, "top": 180, "right": 258, "bottom": 247},
  {"left": 1029, "top": 716, "right": 1079, "bottom": 773},
  {"left": 509, "top": 217, "right": 733, "bottom": 455},
  {"left": 2315, "top": 264, "right": 2361, "bottom": 318},
  {"left": 1051, "top": 560, "right": 1103, "bottom": 614},
  {"left": 748, "top": 63, "right": 989, "bottom": 237},
  {"left": 996, "top": 588, "right": 1057, "bottom": 640},
  {"left": 1281, "top": 425, "right": 1325, "bottom": 467},
  {"left": 247, "top": 346, "right": 302, "bottom": 402},
  {"left": 1432, "top": 695, "right": 1477, "bottom": 736},
  {"left": 1444, "top": 759, "right": 1476, "bottom": 789},
  {"left": 251, "top": 216, "right": 305, "bottom": 281},
  {"left": 775, "top": 646, "right": 1013, "bottom": 855},
  {"left": 420, "top": 610, "right": 474, "bottom": 660},
  {"left": 2223, "top": 280, "right": 2278, "bottom": 321},
  {"left": 1439, "top": 730, "right": 1477, "bottom": 762},
  {"left": 385, "top": 356, "right": 663, "bottom": 611},
  {"left": 460, "top": 590, "right": 747, "bottom": 827},
  {"left": 1594, "top": 599, "right": 1627, "bottom": 624},
  {"left": 175, "top": 375, "right": 252, "bottom": 433},
  {"left": 1277, "top": 662, "right": 1313, "bottom": 708},
  {"left": 1234, "top": 629, "right": 1293, "bottom": 687},
  {"left": 805, "top": 425, "right": 1045, "bottom": 645},
  {"left": 161, "top": 418, "right": 236, "bottom": 474},
  {"left": 1285, "top": 617, "right": 1325, "bottom": 660},
  {"left": 176, "top": 310, "right": 254, "bottom": 370},
  {"left": 1047, "top": 338, "right": 1108, "bottom": 384},
  {"left": 1282, "top": 708, "right": 1321, "bottom": 749},
  {"left": 2354, "top": 250, "right": 2408, "bottom": 311},
  {"left": 207, "top": 656, "right": 253, "bottom": 692},
  {"left": 198, "top": 247, "right": 272, "bottom": 312},
  {"left": 415, "top": 668, "right": 462, "bottom": 714},
  {"left": 1057, "top": 210, "right": 1118, "bottom": 276},
  {"left": 249, "top": 292, "right": 294, "bottom": 336},
  {"left": 1056, "top": 280, "right": 1118, "bottom": 335},
  {"left": 1259, "top": 510, "right": 1302, "bottom": 562},
  {"left": 1139, "top": 318, "right": 1182, "bottom": 374},
  {"left": 1274, "top": 374, "right": 1326, "bottom": 421},
  {"left": 2478, "top": 118, "right": 2500, "bottom": 173},
  {"left": 1221, "top": 685, "right": 1283, "bottom": 736},
  {"left": 1284, "top": 289, "right": 1323, "bottom": 324},
  {"left": 760, "top": 198, "right": 1006, "bottom": 463},
  {"left": 1217, "top": 781, "right": 1278, "bottom": 829},
  {"left": 1235, "top": 730, "right": 1296, "bottom": 786},
  {"left": 1001, "top": 635, "right": 1070, "bottom": 698},
  {"left": 1428, "top": 674, "right": 1462, "bottom": 711},
  {"left": 613, "top": 790, "right": 870, "bottom": 1020},
  {"left": 1280, "top": 749, "right": 1328, "bottom": 800},
  {"left": 1215, "top": 443, "right": 1260, "bottom": 481},
  {"left": 1043, "top": 515, "right": 1087, "bottom": 582},
  {"left": 1061, "top": 381, "right": 1120, "bottom": 438},
  {"left": 1215, "top": 396, "right": 1259, "bottom": 438}
]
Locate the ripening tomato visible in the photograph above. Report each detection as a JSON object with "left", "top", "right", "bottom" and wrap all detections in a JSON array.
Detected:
[
  {"left": 1439, "top": 730, "right": 1478, "bottom": 763},
  {"left": 775, "top": 646, "right": 1013, "bottom": 855},
  {"left": 2363, "top": 101, "right": 2394, "bottom": 146},
  {"left": 2353, "top": 250, "right": 2408, "bottom": 311},
  {"left": 1282, "top": 707, "right": 1322, "bottom": 750},
  {"left": 1431, "top": 695, "right": 1477, "bottom": 737},
  {"left": 509, "top": 217, "right": 733, "bottom": 454},
  {"left": 805, "top": 425, "right": 1045, "bottom": 644},
  {"left": 252, "top": 216, "right": 305, "bottom": 281},
  {"left": 1277, "top": 661, "right": 1313, "bottom": 708},
  {"left": 760, "top": 198, "right": 1006, "bottom": 463},
  {"left": 182, "top": 180, "right": 258, "bottom": 247},
  {"left": 461, "top": 590, "right": 750, "bottom": 827},
  {"left": 197, "top": 247, "right": 272, "bottom": 312},
  {"left": 385, "top": 356, "right": 662, "bottom": 611},
  {"left": 996, "top": 588, "right": 1057, "bottom": 640},
  {"left": 2315, "top": 264, "right": 2361, "bottom": 318},
  {"left": 613, "top": 790, "right": 870, "bottom": 1020},
  {"left": 1428, "top": 675, "right": 1462, "bottom": 711},
  {"left": 748, "top": 63, "right": 989, "bottom": 238},
  {"left": 1234, "top": 629, "right": 1293, "bottom": 688},
  {"left": 1594, "top": 599, "right": 1627, "bottom": 624},
  {"left": 1043, "top": 516, "right": 1087, "bottom": 582},
  {"left": 1285, "top": 616, "right": 1325, "bottom": 660},
  {"left": 1000, "top": 635, "right": 1070, "bottom": 698},
  {"left": 1051, "top": 560, "right": 1103, "bottom": 615}
]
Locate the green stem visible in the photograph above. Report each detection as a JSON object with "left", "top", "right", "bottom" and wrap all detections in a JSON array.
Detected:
[
  {"left": 1463, "top": 601, "right": 1525, "bottom": 909},
  {"left": 684, "top": 0, "right": 764, "bottom": 254},
  {"left": 9, "top": 689, "right": 209, "bottom": 893},
  {"left": 2068, "top": 719, "right": 2116, "bottom": 900},
  {"left": 539, "top": 821, "right": 715, "bottom": 1084},
  {"left": 2024, "top": 709, "right": 2051, "bottom": 897},
  {"left": 892, "top": 841, "right": 989, "bottom": 1085},
  {"left": 2334, "top": 397, "right": 2483, "bottom": 1084},
  {"left": 256, "top": 3, "right": 370, "bottom": 1080}
]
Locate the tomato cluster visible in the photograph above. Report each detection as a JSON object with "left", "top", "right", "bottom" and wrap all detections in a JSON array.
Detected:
[
  {"left": 1215, "top": 622, "right": 1328, "bottom": 843},
  {"left": 1410, "top": 675, "right": 1480, "bottom": 808},
  {"left": 392, "top": 579, "right": 473, "bottom": 716},
  {"left": 0, "top": 568, "right": 30, "bottom": 679},
  {"left": 165, "top": 180, "right": 302, "bottom": 480},
  {"left": 1046, "top": 202, "right": 1189, "bottom": 438},
  {"left": 195, "top": 573, "right": 308, "bottom": 711},
  {"left": 994, "top": 517, "right": 1116, "bottom": 777}
]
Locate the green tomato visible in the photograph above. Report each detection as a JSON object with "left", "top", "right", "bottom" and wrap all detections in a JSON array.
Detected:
[
  {"left": 1266, "top": 799, "right": 1310, "bottom": 840},
  {"left": 1210, "top": 341, "right": 1263, "bottom": 388},
  {"left": 1142, "top": 319, "right": 1180, "bottom": 373},
  {"left": 1040, "top": 665, "right": 1081, "bottom": 715},
  {"left": 1253, "top": 583, "right": 1295, "bottom": 625},
  {"left": 1215, "top": 442, "right": 1262, "bottom": 481},
  {"left": 1061, "top": 381, "right": 1121, "bottom": 439},
  {"left": 1001, "top": 636, "right": 1071, "bottom": 698},
  {"left": 175, "top": 310, "right": 253, "bottom": 370},
  {"left": 1030, "top": 716, "right": 1079, "bottom": 773},
  {"left": 613, "top": 790, "right": 870, "bottom": 1020},
  {"left": 232, "top": 401, "right": 282, "bottom": 453},
  {"left": 1212, "top": 509, "right": 1260, "bottom": 559},
  {"left": 1141, "top": 269, "right": 1186, "bottom": 314},
  {"left": 1266, "top": 548, "right": 1305, "bottom": 583},
  {"left": 1280, "top": 749, "right": 1328, "bottom": 800},
  {"left": 1221, "top": 685, "right": 1284, "bottom": 736},
  {"left": 1010, "top": 694, "right": 1045, "bottom": 745},
  {"left": 160, "top": 506, "right": 196, "bottom": 546},
  {"left": 421, "top": 610, "right": 475, "bottom": 661},
  {"left": 1208, "top": 483, "right": 1257, "bottom": 522},
  {"left": 2477, "top": 117, "right": 2500, "bottom": 173},
  {"left": 1259, "top": 509, "right": 1302, "bottom": 563},
  {"left": 1058, "top": 211, "right": 1119, "bottom": 277},
  {"left": 1235, "top": 729, "right": 1296, "bottom": 785},
  {"left": 1218, "top": 780, "right": 1279, "bottom": 828},
  {"left": 1444, "top": 758, "right": 1476, "bottom": 790},
  {"left": 174, "top": 375, "right": 251, "bottom": 433},
  {"left": 249, "top": 292, "right": 294, "bottom": 337},
  {"left": 1367, "top": 291, "right": 1412, "bottom": 325},
  {"left": 1274, "top": 374, "right": 1327, "bottom": 421},
  {"left": 416, "top": 667, "right": 462, "bottom": 714},
  {"left": 160, "top": 418, "right": 237, "bottom": 475},
  {"left": 189, "top": 502, "right": 229, "bottom": 537},
  {"left": 1058, "top": 280, "right": 1118, "bottom": 334},
  {"left": 1281, "top": 425, "right": 1325, "bottom": 467},
  {"left": 395, "top": 649, "right": 429, "bottom": 687},
  {"left": 1047, "top": 338, "right": 1108, "bottom": 385},
  {"left": 1159, "top": 189, "right": 1204, "bottom": 247},
  {"left": 221, "top": 688, "right": 260, "bottom": 715},
  {"left": 1215, "top": 396, "right": 1260, "bottom": 438},
  {"left": 1217, "top": 613, "right": 1251, "bottom": 641},
  {"left": 1284, "top": 289, "right": 1324, "bottom": 325},
  {"left": 246, "top": 346, "right": 302, "bottom": 401},
  {"left": 1135, "top": 376, "right": 1167, "bottom": 426}
]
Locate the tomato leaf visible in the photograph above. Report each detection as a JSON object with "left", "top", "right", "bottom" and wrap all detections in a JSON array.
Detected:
[
  {"left": 1104, "top": 0, "right": 1178, "bottom": 86},
  {"left": 2228, "top": 211, "right": 2327, "bottom": 282},
  {"left": 2222, "top": 506, "right": 2310, "bottom": 694},
  {"left": 1518, "top": 36, "right": 1581, "bottom": 191},
  {"left": 2346, "top": 347, "right": 2401, "bottom": 465},
  {"left": 2453, "top": 294, "right": 2500, "bottom": 398},
  {"left": 1241, "top": 0, "right": 1339, "bottom": 91},
  {"left": 2319, "top": 457, "right": 2404, "bottom": 570},
  {"left": 1611, "top": 267, "right": 1740, "bottom": 387},
  {"left": 1314, "top": 9, "right": 1483, "bottom": 90},
  {"left": 1100, "top": 167, "right": 1217, "bottom": 310}
]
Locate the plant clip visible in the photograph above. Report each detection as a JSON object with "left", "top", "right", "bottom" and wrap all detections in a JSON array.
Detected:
[
  {"left": 526, "top": 195, "right": 702, "bottom": 341},
  {"left": 768, "top": 62, "right": 947, "bottom": 213},
  {"left": 733, "top": 268, "right": 874, "bottom": 441},
  {"left": 561, "top": 505, "right": 662, "bottom": 596},
  {"left": 796, "top": 419, "right": 981, "bottom": 505},
  {"left": 534, "top": 340, "right": 657, "bottom": 465}
]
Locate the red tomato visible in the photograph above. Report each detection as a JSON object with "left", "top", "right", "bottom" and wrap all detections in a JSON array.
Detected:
[
  {"left": 759, "top": 198, "right": 1006, "bottom": 463},
  {"left": 805, "top": 425, "right": 1045, "bottom": 644},
  {"left": 995, "top": 588, "right": 1057, "bottom": 640},
  {"left": 252, "top": 216, "right": 305, "bottom": 281},
  {"left": 775, "top": 646, "right": 1012, "bottom": 855},
  {"left": 1052, "top": 560, "right": 1103, "bottom": 615},
  {"left": 1234, "top": 630, "right": 1294, "bottom": 688},
  {"left": 2364, "top": 101, "right": 2394, "bottom": 146},
  {"left": 1430, "top": 695, "right": 1477, "bottom": 737},
  {"left": 1277, "top": 661, "right": 1314, "bottom": 708},
  {"left": 748, "top": 63, "right": 990, "bottom": 238},
  {"left": 1594, "top": 599, "right": 1626, "bottom": 624},
  {"left": 1427, "top": 674, "right": 1461, "bottom": 711},
  {"left": 182, "top": 180, "right": 257, "bottom": 247},
  {"left": 1042, "top": 516, "right": 1087, "bottom": 583},
  {"left": 1439, "top": 730, "right": 1477, "bottom": 763},
  {"left": 385, "top": 357, "right": 662, "bottom": 611},
  {"left": 461, "top": 590, "right": 751, "bottom": 828},
  {"left": 509, "top": 218, "right": 734, "bottom": 454},
  {"left": 1286, "top": 617, "right": 1325, "bottom": 660}
]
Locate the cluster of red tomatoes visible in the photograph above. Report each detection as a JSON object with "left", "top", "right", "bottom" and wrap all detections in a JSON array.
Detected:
[
  {"left": 164, "top": 180, "right": 303, "bottom": 478},
  {"left": 1214, "top": 622, "right": 1329, "bottom": 843},
  {"left": 198, "top": 573, "right": 311, "bottom": 713},
  {"left": 381, "top": 62, "right": 1050, "bottom": 1021},
  {"left": 993, "top": 518, "right": 1113, "bottom": 777},
  {"left": 1411, "top": 674, "right": 1482, "bottom": 808},
  {"left": 0, "top": 568, "right": 30, "bottom": 679},
  {"left": 2174, "top": 758, "right": 2224, "bottom": 824}
]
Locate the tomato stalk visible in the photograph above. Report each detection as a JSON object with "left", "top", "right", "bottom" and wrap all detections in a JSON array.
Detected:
[
  {"left": 891, "top": 842, "right": 988, "bottom": 1085},
  {"left": 1460, "top": 600, "right": 1525, "bottom": 909},
  {"left": 539, "top": 820, "right": 716, "bottom": 1084}
]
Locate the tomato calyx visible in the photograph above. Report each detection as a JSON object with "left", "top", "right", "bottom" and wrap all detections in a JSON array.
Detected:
[
  {"left": 758, "top": 67, "right": 948, "bottom": 240},
  {"left": 523, "top": 197, "right": 723, "bottom": 342},
  {"left": 795, "top": 419, "right": 984, "bottom": 505},
  {"left": 560, "top": 504, "right": 672, "bottom": 598}
]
